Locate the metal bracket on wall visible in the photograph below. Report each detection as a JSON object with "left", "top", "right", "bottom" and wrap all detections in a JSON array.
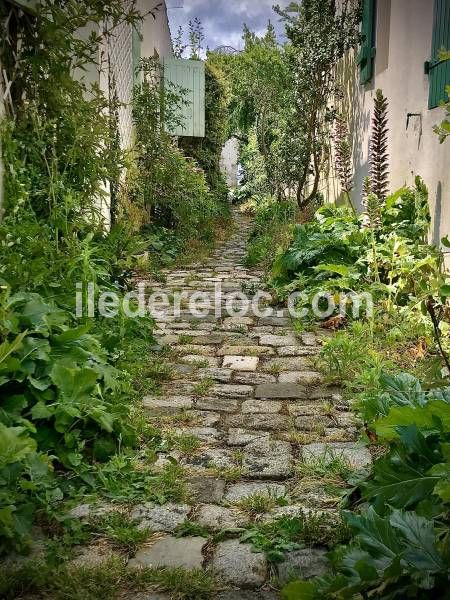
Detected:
[{"left": 406, "top": 113, "right": 422, "bottom": 130}]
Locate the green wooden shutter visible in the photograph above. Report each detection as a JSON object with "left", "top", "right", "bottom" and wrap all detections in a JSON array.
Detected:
[
  {"left": 162, "top": 58, "right": 205, "bottom": 138},
  {"left": 428, "top": 0, "right": 450, "bottom": 109},
  {"left": 358, "top": 0, "right": 376, "bottom": 85}
]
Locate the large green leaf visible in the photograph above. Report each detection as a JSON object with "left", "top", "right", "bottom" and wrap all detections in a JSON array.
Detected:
[
  {"left": 0, "top": 331, "right": 28, "bottom": 367},
  {"left": 361, "top": 451, "right": 440, "bottom": 512},
  {"left": 375, "top": 401, "right": 450, "bottom": 440},
  {"left": 50, "top": 364, "right": 98, "bottom": 402},
  {"left": 379, "top": 372, "right": 425, "bottom": 408},
  {"left": 428, "top": 462, "right": 450, "bottom": 503},
  {"left": 0, "top": 424, "right": 36, "bottom": 469},
  {"left": 389, "top": 510, "right": 445, "bottom": 572},
  {"left": 344, "top": 507, "right": 403, "bottom": 562}
]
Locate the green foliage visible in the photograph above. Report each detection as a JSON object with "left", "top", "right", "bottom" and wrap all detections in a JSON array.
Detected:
[
  {"left": 131, "top": 59, "right": 224, "bottom": 240},
  {"left": 434, "top": 51, "right": 450, "bottom": 144},
  {"left": 0, "top": 0, "right": 233, "bottom": 557},
  {"left": 92, "top": 512, "right": 150, "bottom": 553},
  {"left": 179, "top": 60, "right": 230, "bottom": 204},
  {"left": 245, "top": 195, "right": 298, "bottom": 267},
  {"left": 271, "top": 180, "right": 439, "bottom": 318},
  {"left": 1, "top": 558, "right": 219, "bottom": 600},
  {"left": 283, "top": 373, "right": 450, "bottom": 599},
  {"left": 275, "top": 0, "right": 361, "bottom": 207},
  {"left": 241, "top": 512, "right": 349, "bottom": 563}
]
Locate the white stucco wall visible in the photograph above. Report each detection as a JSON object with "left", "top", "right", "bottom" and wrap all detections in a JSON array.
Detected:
[
  {"left": 220, "top": 138, "right": 239, "bottom": 188},
  {"left": 329, "top": 0, "right": 450, "bottom": 257},
  {"left": 139, "top": 0, "right": 173, "bottom": 59}
]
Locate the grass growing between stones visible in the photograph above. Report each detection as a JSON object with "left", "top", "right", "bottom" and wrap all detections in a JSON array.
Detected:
[
  {"left": 236, "top": 492, "right": 288, "bottom": 517},
  {"left": 240, "top": 513, "right": 349, "bottom": 564},
  {"left": 96, "top": 461, "right": 190, "bottom": 504},
  {"left": 169, "top": 433, "right": 203, "bottom": 456},
  {"left": 91, "top": 513, "right": 151, "bottom": 553},
  {"left": 1, "top": 558, "right": 220, "bottom": 600},
  {"left": 210, "top": 465, "right": 248, "bottom": 482},
  {"left": 192, "top": 377, "right": 215, "bottom": 396},
  {"left": 175, "top": 520, "right": 210, "bottom": 538}
]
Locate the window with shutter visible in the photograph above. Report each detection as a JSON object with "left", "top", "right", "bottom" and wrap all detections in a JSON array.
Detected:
[
  {"left": 162, "top": 58, "right": 205, "bottom": 138},
  {"left": 428, "top": 0, "right": 450, "bottom": 109},
  {"left": 358, "top": 0, "right": 377, "bottom": 85}
]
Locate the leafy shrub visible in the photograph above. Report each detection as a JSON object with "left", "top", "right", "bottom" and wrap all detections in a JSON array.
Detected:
[
  {"left": 179, "top": 60, "right": 230, "bottom": 205},
  {"left": 283, "top": 373, "right": 450, "bottom": 599},
  {"left": 270, "top": 180, "right": 442, "bottom": 317},
  {"left": 244, "top": 195, "right": 297, "bottom": 267},
  {"left": 131, "top": 58, "right": 227, "bottom": 242}
]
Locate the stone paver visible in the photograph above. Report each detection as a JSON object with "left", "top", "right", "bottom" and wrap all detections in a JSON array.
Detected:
[
  {"left": 212, "top": 540, "right": 267, "bottom": 587},
  {"left": 301, "top": 442, "right": 372, "bottom": 469},
  {"left": 196, "top": 504, "right": 248, "bottom": 530},
  {"left": 188, "top": 476, "right": 226, "bottom": 504},
  {"left": 224, "top": 482, "right": 287, "bottom": 503},
  {"left": 222, "top": 355, "right": 259, "bottom": 371},
  {"left": 130, "top": 503, "right": 190, "bottom": 532},
  {"left": 130, "top": 209, "right": 364, "bottom": 594},
  {"left": 243, "top": 439, "right": 293, "bottom": 480},
  {"left": 128, "top": 537, "right": 207, "bottom": 570},
  {"left": 276, "top": 548, "right": 330, "bottom": 584},
  {"left": 255, "top": 384, "right": 308, "bottom": 399}
]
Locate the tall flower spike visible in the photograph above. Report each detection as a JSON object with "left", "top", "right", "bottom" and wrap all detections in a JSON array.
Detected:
[
  {"left": 369, "top": 89, "right": 390, "bottom": 202},
  {"left": 334, "top": 115, "right": 354, "bottom": 195}
]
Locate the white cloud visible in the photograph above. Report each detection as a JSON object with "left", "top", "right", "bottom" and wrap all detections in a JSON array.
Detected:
[{"left": 167, "top": 0, "right": 288, "bottom": 52}]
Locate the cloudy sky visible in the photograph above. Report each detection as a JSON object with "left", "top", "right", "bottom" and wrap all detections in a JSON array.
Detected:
[{"left": 166, "top": 0, "right": 288, "bottom": 53}]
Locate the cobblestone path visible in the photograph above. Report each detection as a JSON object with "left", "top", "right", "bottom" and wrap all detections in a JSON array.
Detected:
[{"left": 120, "top": 209, "right": 373, "bottom": 598}]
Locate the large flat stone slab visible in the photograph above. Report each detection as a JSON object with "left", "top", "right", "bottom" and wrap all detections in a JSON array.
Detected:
[
  {"left": 227, "top": 429, "right": 271, "bottom": 447},
  {"left": 130, "top": 503, "right": 190, "bottom": 532},
  {"left": 276, "top": 548, "right": 330, "bottom": 584},
  {"left": 212, "top": 540, "right": 267, "bottom": 587},
  {"left": 255, "top": 384, "right": 307, "bottom": 399},
  {"left": 301, "top": 442, "right": 372, "bottom": 469},
  {"left": 222, "top": 356, "right": 259, "bottom": 371},
  {"left": 233, "top": 372, "right": 277, "bottom": 385},
  {"left": 259, "top": 335, "right": 298, "bottom": 347},
  {"left": 188, "top": 476, "right": 226, "bottom": 504},
  {"left": 196, "top": 397, "right": 240, "bottom": 413},
  {"left": 279, "top": 371, "right": 323, "bottom": 385},
  {"left": 225, "top": 413, "right": 291, "bottom": 432},
  {"left": 243, "top": 439, "right": 293, "bottom": 480},
  {"left": 261, "top": 357, "right": 314, "bottom": 372},
  {"left": 217, "top": 346, "right": 275, "bottom": 357},
  {"left": 224, "top": 482, "right": 287, "bottom": 503},
  {"left": 211, "top": 384, "right": 253, "bottom": 398},
  {"left": 241, "top": 400, "right": 283, "bottom": 414},
  {"left": 197, "top": 368, "right": 233, "bottom": 383},
  {"left": 143, "top": 396, "right": 192, "bottom": 414},
  {"left": 128, "top": 536, "right": 206, "bottom": 570},
  {"left": 184, "top": 448, "right": 236, "bottom": 471},
  {"left": 277, "top": 347, "right": 317, "bottom": 357}
]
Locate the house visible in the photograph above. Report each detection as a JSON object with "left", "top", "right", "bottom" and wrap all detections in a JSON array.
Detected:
[
  {"left": 0, "top": 0, "right": 206, "bottom": 222},
  {"left": 329, "top": 0, "right": 450, "bottom": 258}
]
